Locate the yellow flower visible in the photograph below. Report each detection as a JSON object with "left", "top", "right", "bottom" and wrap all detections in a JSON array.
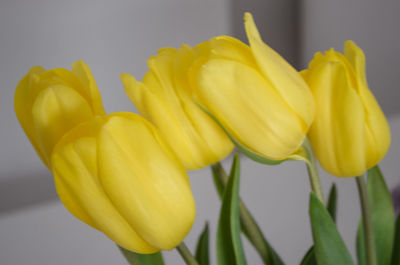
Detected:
[
  {"left": 121, "top": 46, "right": 234, "bottom": 170},
  {"left": 302, "top": 41, "right": 391, "bottom": 177},
  {"left": 190, "top": 12, "right": 315, "bottom": 161},
  {"left": 51, "top": 112, "right": 196, "bottom": 253},
  {"left": 14, "top": 60, "right": 105, "bottom": 167}
]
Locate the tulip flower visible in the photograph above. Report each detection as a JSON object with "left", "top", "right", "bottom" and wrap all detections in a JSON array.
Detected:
[
  {"left": 302, "top": 41, "right": 391, "bottom": 177},
  {"left": 14, "top": 60, "right": 105, "bottom": 167},
  {"left": 190, "top": 12, "right": 315, "bottom": 161},
  {"left": 121, "top": 46, "right": 234, "bottom": 170},
  {"left": 51, "top": 112, "right": 196, "bottom": 253}
]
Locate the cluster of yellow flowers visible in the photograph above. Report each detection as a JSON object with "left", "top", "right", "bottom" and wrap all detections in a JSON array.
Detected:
[{"left": 14, "top": 13, "right": 390, "bottom": 254}]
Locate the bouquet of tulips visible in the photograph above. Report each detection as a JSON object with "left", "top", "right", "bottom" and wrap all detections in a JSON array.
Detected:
[{"left": 14, "top": 12, "right": 399, "bottom": 265}]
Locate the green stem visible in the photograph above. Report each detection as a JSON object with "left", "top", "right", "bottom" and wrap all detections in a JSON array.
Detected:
[
  {"left": 356, "top": 175, "right": 377, "bottom": 265},
  {"left": 176, "top": 242, "right": 200, "bottom": 265},
  {"left": 213, "top": 162, "right": 278, "bottom": 265},
  {"left": 303, "top": 138, "right": 325, "bottom": 204},
  {"left": 239, "top": 201, "right": 274, "bottom": 263}
]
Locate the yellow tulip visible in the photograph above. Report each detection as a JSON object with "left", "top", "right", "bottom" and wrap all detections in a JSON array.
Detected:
[
  {"left": 121, "top": 46, "right": 234, "bottom": 170},
  {"left": 51, "top": 112, "right": 196, "bottom": 253},
  {"left": 302, "top": 41, "right": 391, "bottom": 177},
  {"left": 191, "top": 12, "right": 315, "bottom": 160},
  {"left": 14, "top": 60, "right": 105, "bottom": 167}
]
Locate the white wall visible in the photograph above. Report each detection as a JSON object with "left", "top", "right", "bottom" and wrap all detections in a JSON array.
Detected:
[
  {"left": 231, "top": 0, "right": 300, "bottom": 66},
  {"left": 1, "top": 114, "right": 400, "bottom": 265},
  {"left": 300, "top": 0, "right": 400, "bottom": 116},
  {"left": 0, "top": 0, "right": 231, "bottom": 183},
  {"left": 1, "top": 1, "right": 400, "bottom": 265},
  {"left": 0, "top": 0, "right": 232, "bottom": 264}
]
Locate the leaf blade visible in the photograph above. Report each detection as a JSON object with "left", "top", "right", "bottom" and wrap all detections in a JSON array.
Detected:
[
  {"left": 216, "top": 154, "right": 247, "bottom": 265},
  {"left": 195, "top": 223, "right": 210, "bottom": 265},
  {"left": 327, "top": 184, "right": 337, "bottom": 222},
  {"left": 212, "top": 162, "right": 284, "bottom": 265},
  {"left": 299, "top": 246, "right": 317, "bottom": 265},
  {"left": 391, "top": 214, "right": 400, "bottom": 265},
  {"left": 300, "top": 184, "right": 337, "bottom": 265},
  {"left": 357, "top": 166, "right": 395, "bottom": 265},
  {"left": 309, "top": 192, "right": 355, "bottom": 265}
]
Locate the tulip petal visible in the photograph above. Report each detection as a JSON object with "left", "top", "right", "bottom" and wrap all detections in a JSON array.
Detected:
[
  {"left": 14, "top": 66, "right": 48, "bottom": 166},
  {"left": 307, "top": 62, "right": 366, "bottom": 177},
  {"left": 244, "top": 12, "right": 315, "bottom": 128},
  {"left": 121, "top": 72, "right": 202, "bottom": 169},
  {"left": 39, "top": 68, "right": 89, "bottom": 100},
  {"left": 196, "top": 58, "right": 306, "bottom": 159},
  {"left": 344, "top": 41, "right": 391, "bottom": 168},
  {"left": 72, "top": 60, "right": 106, "bottom": 115},
  {"left": 98, "top": 113, "right": 196, "bottom": 250},
  {"left": 32, "top": 85, "right": 94, "bottom": 163},
  {"left": 209, "top": 36, "right": 257, "bottom": 68},
  {"left": 122, "top": 47, "right": 233, "bottom": 170},
  {"left": 173, "top": 46, "right": 234, "bottom": 166},
  {"left": 196, "top": 101, "right": 309, "bottom": 164},
  {"left": 51, "top": 120, "right": 157, "bottom": 254},
  {"left": 40, "top": 65, "right": 104, "bottom": 116}
]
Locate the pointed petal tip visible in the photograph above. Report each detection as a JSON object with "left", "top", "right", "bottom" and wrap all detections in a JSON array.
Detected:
[
  {"left": 243, "top": 12, "right": 253, "bottom": 22},
  {"left": 344, "top": 40, "right": 364, "bottom": 56},
  {"left": 344, "top": 40, "right": 357, "bottom": 48},
  {"left": 120, "top": 73, "right": 140, "bottom": 84},
  {"left": 119, "top": 72, "right": 131, "bottom": 80},
  {"left": 72, "top": 59, "right": 89, "bottom": 69},
  {"left": 243, "top": 12, "right": 262, "bottom": 43},
  {"left": 180, "top": 43, "right": 192, "bottom": 50}
]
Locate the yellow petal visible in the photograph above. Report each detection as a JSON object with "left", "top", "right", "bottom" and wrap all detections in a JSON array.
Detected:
[
  {"left": 172, "top": 45, "right": 234, "bottom": 167},
  {"left": 38, "top": 68, "right": 88, "bottom": 99},
  {"left": 72, "top": 60, "right": 106, "bottom": 115},
  {"left": 209, "top": 36, "right": 257, "bottom": 68},
  {"left": 244, "top": 12, "right": 315, "bottom": 128},
  {"left": 14, "top": 67, "right": 48, "bottom": 166},
  {"left": 32, "top": 85, "right": 94, "bottom": 163},
  {"left": 121, "top": 72, "right": 202, "bottom": 169},
  {"left": 196, "top": 58, "right": 305, "bottom": 158},
  {"left": 344, "top": 41, "right": 391, "bottom": 167},
  {"left": 122, "top": 47, "right": 233, "bottom": 169},
  {"left": 38, "top": 65, "right": 104, "bottom": 116},
  {"left": 98, "top": 113, "right": 196, "bottom": 250},
  {"left": 308, "top": 62, "right": 366, "bottom": 177},
  {"left": 120, "top": 73, "right": 148, "bottom": 116},
  {"left": 51, "top": 119, "right": 157, "bottom": 253}
]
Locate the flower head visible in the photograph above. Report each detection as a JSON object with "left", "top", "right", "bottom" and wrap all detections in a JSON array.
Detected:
[{"left": 302, "top": 41, "right": 391, "bottom": 177}]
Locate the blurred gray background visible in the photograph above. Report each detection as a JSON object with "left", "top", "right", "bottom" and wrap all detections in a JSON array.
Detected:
[{"left": 1, "top": 0, "right": 399, "bottom": 264}]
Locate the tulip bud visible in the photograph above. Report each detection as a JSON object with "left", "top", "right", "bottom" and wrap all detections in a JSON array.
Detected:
[
  {"left": 121, "top": 45, "right": 234, "bottom": 170},
  {"left": 302, "top": 41, "right": 391, "bottom": 177},
  {"left": 190, "top": 12, "right": 315, "bottom": 160},
  {"left": 51, "top": 112, "right": 196, "bottom": 253},
  {"left": 14, "top": 61, "right": 105, "bottom": 167}
]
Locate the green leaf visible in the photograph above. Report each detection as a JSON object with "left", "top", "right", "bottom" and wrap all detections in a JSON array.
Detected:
[
  {"left": 118, "top": 246, "right": 165, "bottom": 265},
  {"left": 212, "top": 162, "right": 284, "bottom": 265},
  {"left": 195, "top": 223, "right": 210, "bottom": 265},
  {"left": 299, "top": 246, "right": 317, "bottom": 265},
  {"left": 267, "top": 246, "right": 285, "bottom": 265},
  {"left": 195, "top": 102, "right": 309, "bottom": 165},
  {"left": 300, "top": 184, "right": 337, "bottom": 265},
  {"left": 391, "top": 214, "right": 400, "bottom": 265},
  {"left": 217, "top": 154, "right": 247, "bottom": 265},
  {"left": 327, "top": 184, "right": 337, "bottom": 222},
  {"left": 357, "top": 166, "right": 395, "bottom": 265},
  {"left": 309, "top": 192, "right": 355, "bottom": 265}
]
